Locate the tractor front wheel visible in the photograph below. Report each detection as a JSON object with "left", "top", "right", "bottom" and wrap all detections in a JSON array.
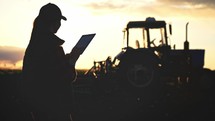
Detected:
[{"left": 117, "top": 51, "right": 159, "bottom": 91}]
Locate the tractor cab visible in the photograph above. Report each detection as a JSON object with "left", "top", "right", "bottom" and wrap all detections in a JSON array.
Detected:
[
  {"left": 124, "top": 17, "right": 171, "bottom": 50},
  {"left": 111, "top": 17, "right": 172, "bottom": 72}
]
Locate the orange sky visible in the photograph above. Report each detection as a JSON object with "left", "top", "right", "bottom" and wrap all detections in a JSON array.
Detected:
[{"left": 0, "top": 0, "right": 215, "bottom": 70}]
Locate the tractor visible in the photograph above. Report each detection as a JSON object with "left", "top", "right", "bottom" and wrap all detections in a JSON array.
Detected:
[{"left": 85, "top": 17, "right": 205, "bottom": 90}]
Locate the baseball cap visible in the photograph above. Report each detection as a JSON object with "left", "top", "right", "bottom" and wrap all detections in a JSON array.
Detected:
[{"left": 38, "top": 3, "right": 67, "bottom": 21}]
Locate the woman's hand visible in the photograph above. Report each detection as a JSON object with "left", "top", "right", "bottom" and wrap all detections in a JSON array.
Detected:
[{"left": 68, "top": 47, "right": 81, "bottom": 66}]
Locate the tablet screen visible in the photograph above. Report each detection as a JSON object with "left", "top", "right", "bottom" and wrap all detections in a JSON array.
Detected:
[{"left": 71, "top": 33, "right": 96, "bottom": 54}]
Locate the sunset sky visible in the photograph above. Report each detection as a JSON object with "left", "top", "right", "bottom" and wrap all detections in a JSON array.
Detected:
[{"left": 0, "top": 0, "right": 215, "bottom": 70}]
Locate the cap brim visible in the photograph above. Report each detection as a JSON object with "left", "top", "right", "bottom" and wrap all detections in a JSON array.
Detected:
[{"left": 62, "top": 16, "right": 67, "bottom": 21}]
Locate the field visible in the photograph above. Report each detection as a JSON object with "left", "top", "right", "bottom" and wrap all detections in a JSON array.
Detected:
[{"left": 0, "top": 69, "right": 215, "bottom": 121}]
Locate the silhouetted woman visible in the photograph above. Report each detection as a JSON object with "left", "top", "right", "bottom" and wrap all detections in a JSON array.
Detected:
[{"left": 21, "top": 3, "right": 79, "bottom": 121}]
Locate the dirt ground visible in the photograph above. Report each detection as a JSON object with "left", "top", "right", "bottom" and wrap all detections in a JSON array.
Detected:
[
  {"left": 71, "top": 72, "right": 215, "bottom": 121},
  {"left": 0, "top": 69, "right": 215, "bottom": 121}
]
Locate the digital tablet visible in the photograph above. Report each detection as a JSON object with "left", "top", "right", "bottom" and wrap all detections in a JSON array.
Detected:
[{"left": 71, "top": 33, "right": 96, "bottom": 54}]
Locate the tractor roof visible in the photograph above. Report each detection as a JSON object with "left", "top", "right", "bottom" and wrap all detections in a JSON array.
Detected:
[{"left": 127, "top": 20, "right": 166, "bottom": 29}]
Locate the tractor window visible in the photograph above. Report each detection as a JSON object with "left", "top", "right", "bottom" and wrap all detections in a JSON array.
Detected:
[
  {"left": 128, "top": 28, "right": 146, "bottom": 48},
  {"left": 149, "top": 27, "right": 166, "bottom": 47},
  {"left": 127, "top": 27, "right": 167, "bottom": 48}
]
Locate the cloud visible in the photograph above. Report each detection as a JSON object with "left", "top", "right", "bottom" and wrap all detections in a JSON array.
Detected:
[
  {"left": 158, "top": 0, "right": 215, "bottom": 9},
  {"left": 154, "top": 0, "right": 215, "bottom": 18},
  {"left": 85, "top": 1, "right": 126, "bottom": 10},
  {"left": 0, "top": 46, "right": 25, "bottom": 64},
  {"left": 82, "top": 0, "right": 129, "bottom": 15},
  {"left": 83, "top": 0, "right": 215, "bottom": 18},
  {"left": 83, "top": 0, "right": 155, "bottom": 15}
]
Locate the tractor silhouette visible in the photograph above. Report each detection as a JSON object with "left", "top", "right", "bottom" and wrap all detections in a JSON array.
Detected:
[{"left": 86, "top": 17, "right": 206, "bottom": 91}]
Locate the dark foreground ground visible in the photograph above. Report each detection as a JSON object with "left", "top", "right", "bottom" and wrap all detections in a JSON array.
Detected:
[{"left": 0, "top": 69, "right": 215, "bottom": 121}]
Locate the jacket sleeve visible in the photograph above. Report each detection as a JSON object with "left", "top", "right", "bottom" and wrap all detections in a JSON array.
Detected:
[{"left": 43, "top": 45, "right": 77, "bottom": 84}]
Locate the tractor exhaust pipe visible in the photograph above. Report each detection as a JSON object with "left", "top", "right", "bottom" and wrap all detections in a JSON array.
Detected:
[{"left": 184, "top": 22, "right": 189, "bottom": 50}]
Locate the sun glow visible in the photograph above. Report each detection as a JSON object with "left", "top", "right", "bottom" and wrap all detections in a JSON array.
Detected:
[{"left": 0, "top": 0, "right": 215, "bottom": 70}]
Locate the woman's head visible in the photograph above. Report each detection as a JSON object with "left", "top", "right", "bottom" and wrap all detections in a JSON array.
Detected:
[
  {"left": 33, "top": 3, "right": 67, "bottom": 33},
  {"left": 38, "top": 3, "right": 66, "bottom": 23}
]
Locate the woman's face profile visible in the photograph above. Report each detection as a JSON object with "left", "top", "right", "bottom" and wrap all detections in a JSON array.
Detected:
[
  {"left": 51, "top": 20, "right": 61, "bottom": 33},
  {"left": 49, "top": 20, "right": 61, "bottom": 33}
]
